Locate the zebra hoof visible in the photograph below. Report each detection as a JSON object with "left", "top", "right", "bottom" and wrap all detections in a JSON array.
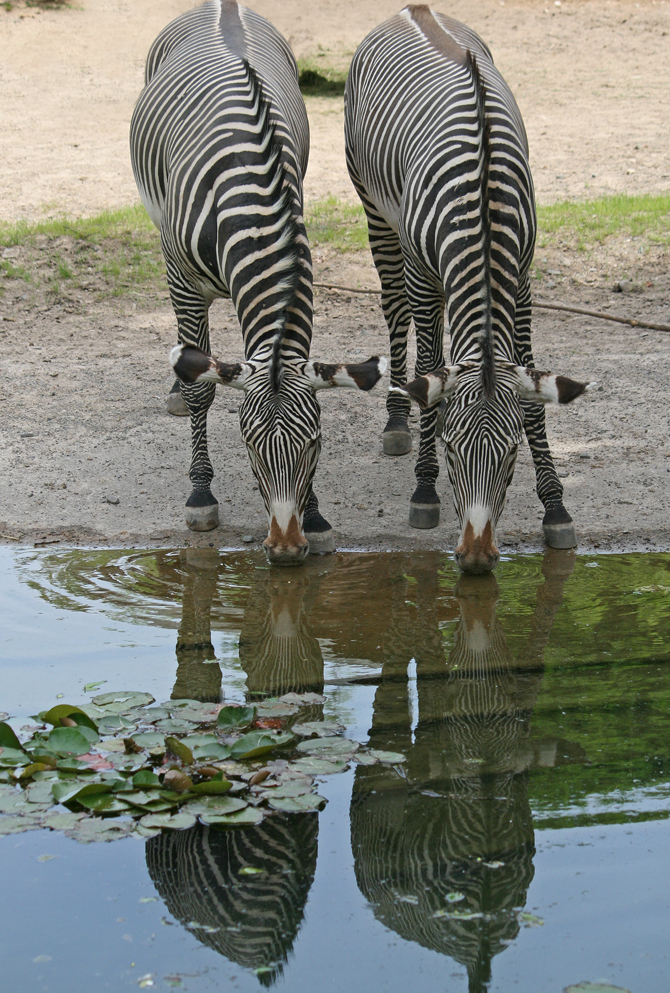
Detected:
[
  {"left": 185, "top": 491, "right": 219, "bottom": 531},
  {"left": 383, "top": 416, "right": 412, "bottom": 456},
  {"left": 306, "top": 529, "right": 336, "bottom": 555},
  {"left": 409, "top": 502, "right": 440, "bottom": 529},
  {"left": 166, "top": 380, "right": 188, "bottom": 417},
  {"left": 543, "top": 521, "right": 577, "bottom": 549}
]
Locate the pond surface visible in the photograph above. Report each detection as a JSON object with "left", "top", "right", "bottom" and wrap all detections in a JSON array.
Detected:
[{"left": 1, "top": 546, "right": 670, "bottom": 993}]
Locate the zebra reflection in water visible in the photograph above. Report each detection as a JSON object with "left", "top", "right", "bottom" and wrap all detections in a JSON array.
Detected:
[{"left": 350, "top": 549, "right": 578, "bottom": 993}]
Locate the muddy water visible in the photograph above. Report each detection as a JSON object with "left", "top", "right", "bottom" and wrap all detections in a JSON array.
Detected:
[{"left": 1, "top": 547, "right": 670, "bottom": 992}]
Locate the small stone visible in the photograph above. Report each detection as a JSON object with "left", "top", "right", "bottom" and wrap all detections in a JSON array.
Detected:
[
  {"left": 20, "top": 432, "right": 35, "bottom": 438},
  {"left": 2, "top": 247, "right": 20, "bottom": 259},
  {"left": 242, "top": 534, "right": 254, "bottom": 543},
  {"left": 579, "top": 453, "right": 591, "bottom": 459},
  {"left": 103, "top": 495, "right": 120, "bottom": 505},
  {"left": 377, "top": 508, "right": 384, "bottom": 516}
]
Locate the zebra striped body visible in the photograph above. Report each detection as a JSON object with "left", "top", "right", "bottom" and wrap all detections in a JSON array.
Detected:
[
  {"left": 345, "top": 6, "right": 593, "bottom": 571},
  {"left": 131, "top": 1, "right": 384, "bottom": 563}
]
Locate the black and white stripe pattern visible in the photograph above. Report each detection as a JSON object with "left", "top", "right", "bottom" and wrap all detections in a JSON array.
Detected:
[
  {"left": 345, "top": 5, "right": 593, "bottom": 570},
  {"left": 131, "top": 1, "right": 385, "bottom": 562}
]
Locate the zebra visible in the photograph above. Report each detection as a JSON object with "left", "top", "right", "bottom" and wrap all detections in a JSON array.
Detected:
[
  {"left": 130, "top": 0, "right": 385, "bottom": 565},
  {"left": 344, "top": 5, "right": 595, "bottom": 573}
]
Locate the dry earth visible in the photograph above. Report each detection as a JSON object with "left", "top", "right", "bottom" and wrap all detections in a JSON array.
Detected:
[{"left": 0, "top": 0, "right": 669, "bottom": 555}]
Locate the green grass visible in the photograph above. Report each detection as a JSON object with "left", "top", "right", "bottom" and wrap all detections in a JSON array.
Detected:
[
  {"left": 304, "top": 196, "right": 368, "bottom": 252},
  {"left": 536, "top": 193, "right": 670, "bottom": 250},
  {"left": 297, "top": 60, "right": 347, "bottom": 97}
]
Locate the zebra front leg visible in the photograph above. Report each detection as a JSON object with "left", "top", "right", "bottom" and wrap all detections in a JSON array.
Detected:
[
  {"left": 521, "top": 400, "right": 577, "bottom": 549},
  {"left": 181, "top": 379, "right": 219, "bottom": 531},
  {"left": 406, "top": 266, "right": 445, "bottom": 529}
]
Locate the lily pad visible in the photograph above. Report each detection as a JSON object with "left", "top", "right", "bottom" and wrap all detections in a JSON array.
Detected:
[
  {"left": 26, "top": 782, "right": 57, "bottom": 805},
  {"left": 564, "top": 986, "right": 631, "bottom": 993},
  {"left": 42, "top": 811, "right": 87, "bottom": 830},
  {"left": 0, "top": 815, "right": 43, "bottom": 835},
  {"left": 165, "top": 737, "right": 194, "bottom": 765},
  {"left": 268, "top": 794, "right": 327, "bottom": 812},
  {"left": 519, "top": 912, "right": 544, "bottom": 927},
  {"left": 0, "top": 722, "right": 24, "bottom": 751},
  {"left": 154, "top": 719, "right": 198, "bottom": 734},
  {"left": 290, "top": 757, "right": 348, "bottom": 775},
  {"left": 65, "top": 818, "right": 134, "bottom": 844},
  {"left": 77, "top": 794, "right": 132, "bottom": 814},
  {"left": 139, "top": 812, "right": 197, "bottom": 831},
  {"left": 0, "top": 747, "right": 29, "bottom": 767},
  {"left": 296, "top": 737, "right": 359, "bottom": 755},
  {"left": 47, "top": 727, "right": 93, "bottom": 756},
  {"left": 189, "top": 779, "right": 232, "bottom": 796},
  {"left": 42, "top": 705, "right": 98, "bottom": 732},
  {"left": 129, "top": 732, "right": 165, "bottom": 750},
  {"left": 92, "top": 691, "right": 155, "bottom": 711},
  {"left": 230, "top": 731, "right": 294, "bottom": 761},
  {"left": 259, "top": 782, "right": 313, "bottom": 799},
  {"left": 368, "top": 749, "right": 407, "bottom": 764},
  {"left": 291, "top": 721, "right": 345, "bottom": 738},
  {"left": 206, "top": 808, "right": 263, "bottom": 828},
  {"left": 353, "top": 753, "right": 378, "bottom": 766},
  {"left": 216, "top": 705, "right": 256, "bottom": 731},
  {"left": 132, "top": 770, "right": 161, "bottom": 788},
  {"left": 52, "top": 781, "right": 113, "bottom": 805},
  {"left": 187, "top": 796, "right": 248, "bottom": 817}
]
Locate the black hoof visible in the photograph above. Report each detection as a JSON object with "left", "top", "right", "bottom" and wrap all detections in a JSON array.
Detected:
[
  {"left": 185, "top": 489, "right": 219, "bottom": 531},
  {"left": 542, "top": 505, "right": 577, "bottom": 549},
  {"left": 383, "top": 415, "right": 412, "bottom": 456},
  {"left": 166, "top": 379, "right": 189, "bottom": 417},
  {"left": 409, "top": 483, "right": 440, "bottom": 529}
]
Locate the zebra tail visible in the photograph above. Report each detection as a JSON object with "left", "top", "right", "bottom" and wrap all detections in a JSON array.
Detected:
[{"left": 467, "top": 51, "right": 495, "bottom": 399}]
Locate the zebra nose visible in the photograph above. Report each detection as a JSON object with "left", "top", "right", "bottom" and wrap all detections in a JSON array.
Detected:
[
  {"left": 263, "top": 515, "right": 309, "bottom": 567},
  {"left": 455, "top": 520, "right": 500, "bottom": 574}
]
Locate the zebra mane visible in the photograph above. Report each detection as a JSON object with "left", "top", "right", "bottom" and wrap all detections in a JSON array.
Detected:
[
  {"left": 467, "top": 51, "right": 495, "bottom": 400},
  {"left": 244, "top": 62, "right": 305, "bottom": 396}
]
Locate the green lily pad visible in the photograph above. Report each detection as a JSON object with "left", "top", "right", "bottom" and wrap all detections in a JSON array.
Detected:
[
  {"left": 191, "top": 743, "right": 231, "bottom": 761},
  {"left": 83, "top": 681, "right": 107, "bottom": 692},
  {"left": 188, "top": 796, "right": 247, "bottom": 817},
  {"left": 132, "top": 770, "right": 161, "bottom": 788},
  {"left": 291, "top": 721, "right": 345, "bottom": 737},
  {"left": 189, "top": 779, "right": 232, "bottom": 795},
  {"left": 165, "top": 737, "right": 193, "bottom": 765},
  {"left": 139, "top": 812, "right": 197, "bottom": 831},
  {"left": 65, "top": 818, "right": 134, "bottom": 844},
  {"left": 0, "top": 815, "right": 43, "bottom": 835},
  {"left": 353, "top": 752, "right": 378, "bottom": 766},
  {"left": 26, "top": 782, "right": 57, "bottom": 805},
  {"left": 255, "top": 701, "right": 298, "bottom": 718},
  {"left": 78, "top": 794, "right": 132, "bottom": 813},
  {"left": 230, "top": 731, "right": 294, "bottom": 761},
  {"left": 47, "top": 727, "right": 92, "bottom": 756},
  {"left": 42, "top": 811, "right": 87, "bottom": 830},
  {"left": 55, "top": 757, "right": 92, "bottom": 772},
  {"left": 267, "top": 794, "right": 327, "bottom": 813},
  {"left": 216, "top": 705, "right": 256, "bottom": 731},
  {"left": 92, "top": 691, "right": 155, "bottom": 711},
  {"left": 42, "top": 705, "right": 98, "bottom": 732},
  {"left": 296, "top": 737, "right": 359, "bottom": 755},
  {"left": 154, "top": 719, "right": 198, "bottom": 734},
  {"left": 290, "top": 757, "right": 348, "bottom": 775},
  {"left": 0, "top": 722, "right": 24, "bottom": 751},
  {"left": 182, "top": 734, "right": 219, "bottom": 747},
  {"left": 259, "top": 782, "right": 313, "bottom": 799},
  {"left": 129, "top": 732, "right": 165, "bottom": 750},
  {"left": 52, "top": 781, "right": 113, "bottom": 805},
  {"left": 0, "top": 747, "right": 29, "bottom": 767},
  {"left": 205, "top": 808, "right": 263, "bottom": 828},
  {"left": 368, "top": 749, "right": 407, "bottom": 764}
]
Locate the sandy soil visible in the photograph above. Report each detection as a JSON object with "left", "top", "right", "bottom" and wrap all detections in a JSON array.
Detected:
[{"left": 0, "top": 0, "right": 669, "bottom": 554}]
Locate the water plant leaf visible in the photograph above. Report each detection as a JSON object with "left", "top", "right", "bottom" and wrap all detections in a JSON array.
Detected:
[
  {"left": 564, "top": 986, "right": 631, "bottom": 993},
  {"left": 230, "top": 731, "right": 294, "bottom": 760},
  {"left": 216, "top": 705, "right": 256, "bottom": 731},
  {"left": 290, "top": 757, "right": 348, "bottom": 775},
  {"left": 77, "top": 794, "right": 132, "bottom": 813},
  {"left": 132, "top": 770, "right": 161, "bottom": 788},
  {"left": 189, "top": 779, "right": 232, "bottom": 795},
  {"left": 518, "top": 912, "right": 544, "bottom": 927},
  {"left": 154, "top": 719, "right": 198, "bottom": 734},
  {"left": 186, "top": 796, "right": 247, "bottom": 816},
  {"left": 291, "top": 721, "right": 345, "bottom": 737},
  {"left": 268, "top": 794, "right": 326, "bottom": 813},
  {"left": 367, "top": 749, "right": 407, "bottom": 764},
  {"left": 353, "top": 752, "right": 378, "bottom": 766},
  {"left": 139, "top": 812, "right": 197, "bottom": 831},
  {"left": 165, "top": 737, "right": 193, "bottom": 765},
  {"left": 26, "top": 782, "right": 57, "bottom": 804},
  {"left": 0, "top": 723, "right": 23, "bottom": 751},
  {"left": 65, "top": 818, "right": 134, "bottom": 844},
  {"left": 52, "top": 781, "right": 113, "bottom": 805},
  {"left": 92, "top": 691, "right": 155, "bottom": 711},
  {"left": 42, "top": 811, "right": 86, "bottom": 830},
  {"left": 0, "top": 747, "right": 29, "bottom": 767},
  {"left": 42, "top": 705, "right": 98, "bottom": 732},
  {"left": 162, "top": 770, "right": 193, "bottom": 793},
  {"left": 446, "top": 892, "right": 466, "bottom": 903},
  {"left": 205, "top": 808, "right": 263, "bottom": 828},
  {"left": 191, "top": 743, "right": 231, "bottom": 761},
  {"left": 259, "top": 782, "right": 313, "bottom": 799},
  {"left": 129, "top": 732, "right": 165, "bottom": 750},
  {"left": 83, "top": 681, "right": 106, "bottom": 692},
  {"left": 0, "top": 815, "right": 43, "bottom": 835},
  {"left": 296, "top": 737, "right": 359, "bottom": 755},
  {"left": 47, "top": 727, "right": 92, "bottom": 756}
]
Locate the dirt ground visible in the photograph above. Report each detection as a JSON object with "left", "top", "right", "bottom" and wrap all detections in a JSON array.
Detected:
[{"left": 0, "top": 0, "right": 669, "bottom": 555}]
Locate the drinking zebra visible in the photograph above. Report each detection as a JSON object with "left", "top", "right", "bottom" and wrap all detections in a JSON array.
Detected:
[
  {"left": 130, "top": 0, "right": 385, "bottom": 564},
  {"left": 345, "top": 5, "right": 595, "bottom": 572}
]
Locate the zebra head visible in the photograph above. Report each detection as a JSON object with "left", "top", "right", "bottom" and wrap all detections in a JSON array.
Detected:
[
  {"left": 394, "top": 363, "right": 596, "bottom": 574},
  {"left": 171, "top": 344, "right": 386, "bottom": 565}
]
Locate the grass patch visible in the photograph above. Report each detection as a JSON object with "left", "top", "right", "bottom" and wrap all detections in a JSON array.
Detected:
[
  {"left": 297, "top": 60, "right": 347, "bottom": 97},
  {"left": 305, "top": 196, "right": 368, "bottom": 252},
  {"left": 537, "top": 194, "right": 670, "bottom": 250}
]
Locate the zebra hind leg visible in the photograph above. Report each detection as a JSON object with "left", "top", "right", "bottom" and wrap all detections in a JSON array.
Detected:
[
  {"left": 181, "top": 379, "right": 219, "bottom": 531},
  {"left": 303, "top": 489, "right": 335, "bottom": 555},
  {"left": 522, "top": 399, "right": 577, "bottom": 549}
]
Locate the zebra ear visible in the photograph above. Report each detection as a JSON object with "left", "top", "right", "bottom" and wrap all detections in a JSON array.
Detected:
[
  {"left": 390, "top": 366, "right": 463, "bottom": 409},
  {"left": 170, "top": 345, "right": 255, "bottom": 391},
  {"left": 303, "top": 355, "right": 387, "bottom": 392},
  {"left": 510, "top": 366, "right": 597, "bottom": 405}
]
